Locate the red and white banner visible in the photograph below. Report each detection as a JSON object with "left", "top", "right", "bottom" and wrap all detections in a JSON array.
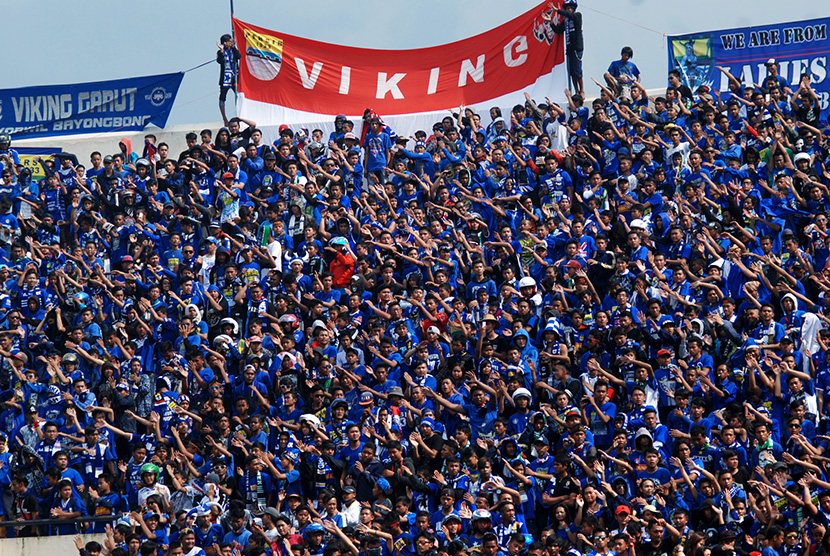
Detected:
[{"left": 233, "top": 3, "right": 567, "bottom": 141}]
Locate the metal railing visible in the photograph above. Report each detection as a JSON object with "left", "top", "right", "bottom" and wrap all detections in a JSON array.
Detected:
[{"left": 0, "top": 513, "right": 123, "bottom": 532}]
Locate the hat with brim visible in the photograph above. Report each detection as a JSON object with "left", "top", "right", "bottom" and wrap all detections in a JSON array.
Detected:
[{"left": 442, "top": 513, "right": 462, "bottom": 525}]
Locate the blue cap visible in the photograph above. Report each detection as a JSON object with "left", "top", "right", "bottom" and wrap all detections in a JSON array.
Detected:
[
  {"left": 421, "top": 417, "right": 435, "bottom": 430},
  {"left": 415, "top": 140, "right": 426, "bottom": 148},
  {"left": 376, "top": 478, "right": 391, "bottom": 492},
  {"left": 282, "top": 450, "right": 299, "bottom": 465}
]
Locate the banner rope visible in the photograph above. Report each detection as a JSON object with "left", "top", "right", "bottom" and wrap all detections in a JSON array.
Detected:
[
  {"left": 184, "top": 59, "right": 214, "bottom": 73},
  {"left": 582, "top": 6, "right": 668, "bottom": 47}
]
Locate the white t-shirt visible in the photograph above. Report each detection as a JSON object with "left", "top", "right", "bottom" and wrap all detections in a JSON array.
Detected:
[
  {"left": 138, "top": 483, "right": 171, "bottom": 507},
  {"left": 199, "top": 253, "right": 216, "bottom": 286},
  {"left": 342, "top": 499, "right": 361, "bottom": 528},
  {"left": 666, "top": 141, "right": 691, "bottom": 170}
]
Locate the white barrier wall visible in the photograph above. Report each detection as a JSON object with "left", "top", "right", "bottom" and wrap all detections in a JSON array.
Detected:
[
  {"left": 12, "top": 123, "right": 222, "bottom": 163},
  {"left": 10, "top": 88, "right": 666, "bottom": 160},
  {"left": 0, "top": 532, "right": 107, "bottom": 556}
]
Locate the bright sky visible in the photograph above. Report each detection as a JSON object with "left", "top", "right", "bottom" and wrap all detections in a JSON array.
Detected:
[{"left": 2, "top": 0, "right": 826, "bottom": 126}]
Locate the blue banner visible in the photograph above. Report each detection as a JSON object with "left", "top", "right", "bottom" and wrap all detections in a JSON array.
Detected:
[
  {"left": 0, "top": 72, "right": 184, "bottom": 139},
  {"left": 667, "top": 17, "right": 829, "bottom": 110}
]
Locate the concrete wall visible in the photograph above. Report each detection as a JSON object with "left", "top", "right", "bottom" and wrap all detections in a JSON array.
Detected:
[
  {"left": 0, "top": 532, "right": 107, "bottom": 556},
  {"left": 12, "top": 122, "right": 222, "bottom": 162}
]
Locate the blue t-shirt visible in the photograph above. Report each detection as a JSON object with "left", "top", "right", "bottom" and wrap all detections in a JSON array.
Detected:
[
  {"left": 607, "top": 60, "right": 640, "bottom": 81},
  {"left": 364, "top": 131, "right": 392, "bottom": 172},
  {"left": 587, "top": 402, "right": 616, "bottom": 446},
  {"left": 223, "top": 528, "right": 252, "bottom": 547}
]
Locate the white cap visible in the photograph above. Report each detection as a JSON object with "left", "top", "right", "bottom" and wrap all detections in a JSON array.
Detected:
[
  {"left": 213, "top": 334, "right": 232, "bottom": 347},
  {"left": 630, "top": 218, "right": 647, "bottom": 230},
  {"left": 512, "top": 388, "right": 532, "bottom": 401},
  {"left": 427, "top": 326, "right": 440, "bottom": 334},
  {"left": 518, "top": 276, "right": 536, "bottom": 289},
  {"left": 299, "top": 414, "right": 321, "bottom": 428}
]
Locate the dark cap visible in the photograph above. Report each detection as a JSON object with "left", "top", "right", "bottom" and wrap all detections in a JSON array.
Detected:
[{"left": 719, "top": 528, "right": 738, "bottom": 541}]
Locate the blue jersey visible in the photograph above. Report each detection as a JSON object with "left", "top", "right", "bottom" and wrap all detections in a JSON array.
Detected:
[{"left": 539, "top": 169, "right": 573, "bottom": 204}]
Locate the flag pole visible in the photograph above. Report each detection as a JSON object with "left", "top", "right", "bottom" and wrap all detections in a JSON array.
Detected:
[
  {"left": 229, "top": 0, "right": 238, "bottom": 123},
  {"left": 229, "top": 0, "right": 236, "bottom": 38}
]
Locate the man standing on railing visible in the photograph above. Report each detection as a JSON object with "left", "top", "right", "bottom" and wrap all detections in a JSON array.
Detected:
[
  {"left": 546, "top": 0, "right": 584, "bottom": 97},
  {"left": 10, "top": 473, "right": 39, "bottom": 537}
]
